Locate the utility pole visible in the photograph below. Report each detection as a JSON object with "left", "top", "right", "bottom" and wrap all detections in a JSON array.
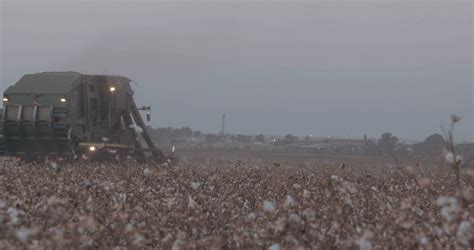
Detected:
[{"left": 221, "top": 113, "right": 226, "bottom": 135}]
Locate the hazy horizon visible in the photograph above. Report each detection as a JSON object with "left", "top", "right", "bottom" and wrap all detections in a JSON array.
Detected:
[{"left": 1, "top": 0, "right": 472, "bottom": 141}]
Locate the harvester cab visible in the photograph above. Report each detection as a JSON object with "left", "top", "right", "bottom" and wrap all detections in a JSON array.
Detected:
[{"left": 0, "top": 72, "right": 168, "bottom": 163}]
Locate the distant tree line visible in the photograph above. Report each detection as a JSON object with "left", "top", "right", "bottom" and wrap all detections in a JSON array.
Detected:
[
  {"left": 146, "top": 126, "right": 473, "bottom": 158},
  {"left": 365, "top": 132, "right": 448, "bottom": 157},
  {"left": 207, "top": 134, "right": 266, "bottom": 144},
  {"left": 147, "top": 126, "right": 202, "bottom": 144},
  {"left": 147, "top": 126, "right": 271, "bottom": 145}
]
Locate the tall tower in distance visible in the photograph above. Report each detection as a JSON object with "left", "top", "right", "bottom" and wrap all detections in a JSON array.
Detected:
[{"left": 221, "top": 113, "right": 226, "bottom": 135}]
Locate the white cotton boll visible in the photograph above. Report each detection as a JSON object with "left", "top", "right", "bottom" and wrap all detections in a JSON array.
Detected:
[
  {"left": 247, "top": 212, "right": 257, "bottom": 221},
  {"left": 81, "top": 238, "right": 95, "bottom": 248},
  {"left": 172, "top": 231, "right": 187, "bottom": 250},
  {"left": 456, "top": 221, "right": 473, "bottom": 246},
  {"left": 437, "top": 196, "right": 461, "bottom": 222},
  {"left": 293, "top": 183, "right": 301, "bottom": 189},
  {"left": 344, "top": 196, "right": 353, "bottom": 207},
  {"left": 284, "top": 195, "right": 295, "bottom": 207},
  {"left": 419, "top": 235, "right": 429, "bottom": 246},
  {"left": 288, "top": 213, "right": 302, "bottom": 224},
  {"left": 268, "top": 243, "right": 281, "bottom": 250},
  {"left": 187, "top": 196, "right": 196, "bottom": 208},
  {"left": 15, "top": 228, "right": 30, "bottom": 243},
  {"left": 132, "top": 234, "right": 145, "bottom": 247},
  {"left": 441, "top": 207, "right": 452, "bottom": 222},
  {"left": 343, "top": 181, "right": 358, "bottom": 194},
  {"left": 441, "top": 206, "right": 461, "bottom": 223},
  {"left": 445, "top": 153, "right": 462, "bottom": 164},
  {"left": 263, "top": 200, "right": 276, "bottom": 213},
  {"left": 412, "top": 205, "right": 424, "bottom": 217},
  {"left": 330, "top": 175, "right": 340, "bottom": 182},
  {"left": 362, "top": 230, "right": 373, "bottom": 239},
  {"left": 144, "top": 168, "right": 152, "bottom": 176},
  {"left": 303, "top": 189, "right": 310, "bottom": 199},
  {"left": 190, "top": 182, "right": 200, "bottom": 190},
  {"left": 172, "top": 238, "right": 185, "bottom": 250},
  {"left": 243, "top": 200, "right": 250, "bottom": 209},
  {"left": 432, "top": 226, "right": 443, "bottom": 237},
  {"left": 125, "top": 224, "right": 134, "bottom": 234},
  {"left": 167, "top": 198, "right": 176, "bottom": 209},
  {"left": 445, "top": 152, "right": 455, "bottom": 164},
  {"left": 436, "top": 196, "right": 449, "bottom": 207},
  {"left": 7, "top": 207, "right": 19, "bottom": 224},
  {"left": 359, "top": 238, "right": 373, "bottom": 250},
  {"left": 53, "top": 228, "right": 64, "bottom": 242},
  {"left": 448, "top": 197, "right": 458, "bottom": 206}
]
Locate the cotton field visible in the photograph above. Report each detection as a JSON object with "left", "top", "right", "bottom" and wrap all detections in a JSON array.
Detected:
[{"left": 0, "top": 154, "right": 473, "bottom": 249}]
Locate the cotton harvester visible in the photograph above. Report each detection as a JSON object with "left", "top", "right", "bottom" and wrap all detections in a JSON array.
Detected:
[{"left": 0, "top": 72, "right": 169, "bottom": 163}]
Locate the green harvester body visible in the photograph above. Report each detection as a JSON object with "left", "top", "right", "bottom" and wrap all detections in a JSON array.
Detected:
[{"left": 0, "top": 72, "right": 165, "bottom": 162}]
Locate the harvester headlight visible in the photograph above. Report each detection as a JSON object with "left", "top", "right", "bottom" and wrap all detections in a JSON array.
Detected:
[
  {"left": 109, "top": 86, "right": 116, "bottom": 92},
  {"left": 60, "top": 98, "right": 67, "bottom": 103},
  {"left": 3, "top": 97, "right": 8, "bottom": 102},
  {"left": 89, "top": 146, "right": 96, "bottom": 152}
]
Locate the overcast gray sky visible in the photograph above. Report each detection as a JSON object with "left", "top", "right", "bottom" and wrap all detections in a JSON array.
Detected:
[{"left": 1, "top": 0, "right": 472, "bottom": 141}]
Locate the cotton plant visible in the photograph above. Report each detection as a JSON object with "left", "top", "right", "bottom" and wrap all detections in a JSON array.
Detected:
[
  {"left": 441, "top": 115, "right": 463, "bottom": 189},
  {"left": 0, "top": 150, "right": 473, "bottom": 248}
]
